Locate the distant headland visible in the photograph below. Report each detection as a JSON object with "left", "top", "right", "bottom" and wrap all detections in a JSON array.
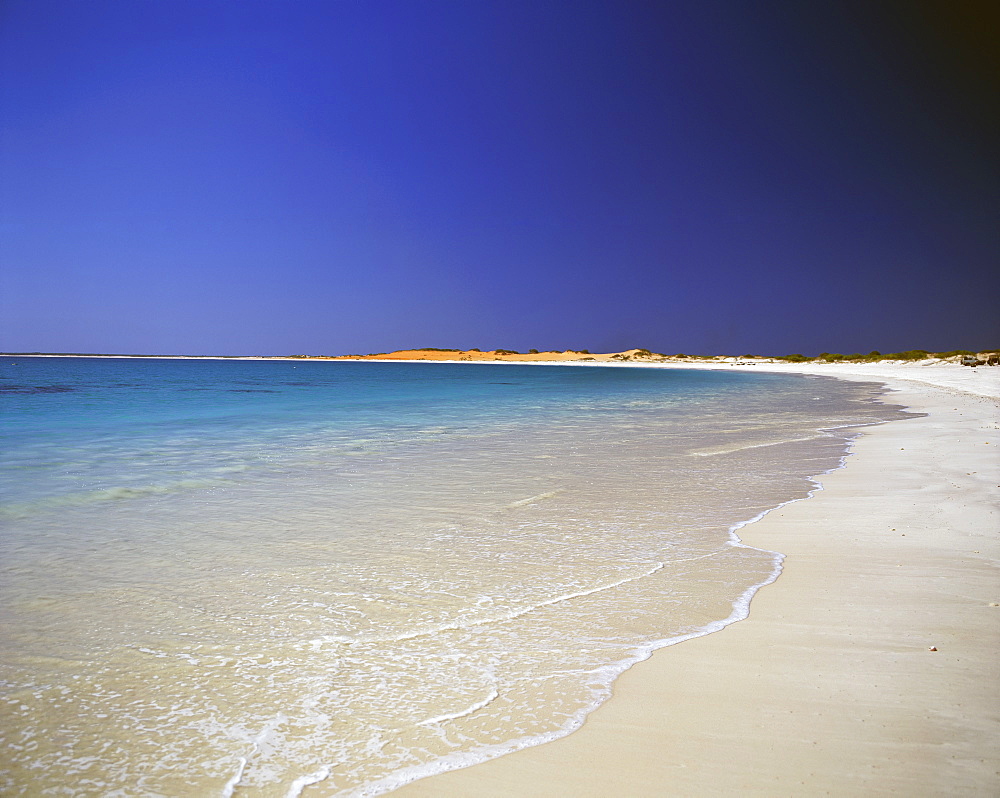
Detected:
[
  {"left": 3, "top": 347, "right": 999, "bottom": 365},
  {"left": 322, "top": 347, "right": 1000, "bottom": 366}
]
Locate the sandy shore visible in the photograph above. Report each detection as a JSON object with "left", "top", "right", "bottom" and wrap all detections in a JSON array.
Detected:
[{"left": 393, "top": 362, "right": 1000, "bottom": 796}]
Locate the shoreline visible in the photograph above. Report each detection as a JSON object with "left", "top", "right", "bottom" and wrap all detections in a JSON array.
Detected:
[
  {"left": 11, "top": 350, "right": 998, "bottom": 399},
  {"left": 390, "top": 363, "right": 999, "bottom": 796},
  {"left": 7, "top": 351, "right": 998, "bottom": 398},
  {"left": 6, "top": 355, "right": 996, "bottom": 792}
]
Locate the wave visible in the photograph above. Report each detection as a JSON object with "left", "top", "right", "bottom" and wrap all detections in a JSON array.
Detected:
[
  {"left": 301, "top": 559, "right": 674, "bottom": 651},
  {"left": 688, "top": 434, "right": 826, "bottom": 456},
  {"left": 419, "top": 688, "right": 501, "bottom": 726},
  {"left": 688, "top": 421, "right": 875, "bottom": 457},
  {"left": 506, "top": 490, "right": 561, "bottom": 508},
  {"left": 0, "top": 477, "right": 222, "bottom": 518}
]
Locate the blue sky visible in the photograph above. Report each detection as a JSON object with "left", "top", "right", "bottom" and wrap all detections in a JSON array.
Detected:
[{"left": 1, "top": 1, "right": 997, "bottom": 355}]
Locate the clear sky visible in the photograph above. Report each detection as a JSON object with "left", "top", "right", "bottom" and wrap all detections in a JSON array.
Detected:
[{"left": 1, "top": 1, "right": 997, "bottom": 356}]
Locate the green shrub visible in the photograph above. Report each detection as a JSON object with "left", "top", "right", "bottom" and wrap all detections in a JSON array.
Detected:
[
  {"left": 885, "top": 349, "right": 929, "bottom": 360},
  {"left": 777, "top": 354, "right": 814, "bottom": 362}
]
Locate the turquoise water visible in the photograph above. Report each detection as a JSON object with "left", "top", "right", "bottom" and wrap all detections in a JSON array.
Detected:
[
  {"left": 2, "top": 358, "right": 798, "bottom": 508},
  {"left": 0, "top": 358, "right": 908, "bottom": 796}
]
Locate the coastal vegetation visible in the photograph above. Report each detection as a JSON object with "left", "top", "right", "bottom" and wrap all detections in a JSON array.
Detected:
[{"left": 775, "top": 349, "right": 997, "bottom": 363}]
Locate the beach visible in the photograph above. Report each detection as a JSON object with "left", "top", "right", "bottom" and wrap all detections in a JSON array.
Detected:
[
  {"left": 1, "top": 357, "right": 996, "bottom": 795},
  {"left": 2, "top": 357, "right": 913, "bottom": 795},
  {"left": 4, "top": 0, "right": 996, "bottom": 792},
  {"left": 394, "top": 361, "right": 1000, "bottom": 796}
]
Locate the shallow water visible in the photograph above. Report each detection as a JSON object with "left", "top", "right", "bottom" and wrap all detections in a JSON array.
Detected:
[{"left": 0, "top": 358, "right": 910, "bottom": 796}]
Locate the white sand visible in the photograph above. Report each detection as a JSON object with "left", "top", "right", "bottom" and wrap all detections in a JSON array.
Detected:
[{"left": 393, "top": 362, "right": 1000, "bottom": 796}]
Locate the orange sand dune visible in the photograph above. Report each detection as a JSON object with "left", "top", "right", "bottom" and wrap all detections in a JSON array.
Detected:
[{"left": 330, "top": 348, "right": 729, "bottom": 363}]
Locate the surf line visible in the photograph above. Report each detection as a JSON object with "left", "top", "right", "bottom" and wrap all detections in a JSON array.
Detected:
[
  {"left": 418, "top": 688, "right": 501, "bottom": 726},
  {"left": 305, "top": 551, "right": 726, "bottom": 652},
  {"left": 506, "top": 490, "right": 561, "bottom": 508}
]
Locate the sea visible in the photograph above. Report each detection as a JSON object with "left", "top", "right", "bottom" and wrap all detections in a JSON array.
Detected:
[{"left": 0, "top": 357, "right": 910, "bottom": 796}]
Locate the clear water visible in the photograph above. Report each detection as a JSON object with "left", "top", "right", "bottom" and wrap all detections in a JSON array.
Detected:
[{"left": 0, "top": 358, "right": 909, "bottom": 796}]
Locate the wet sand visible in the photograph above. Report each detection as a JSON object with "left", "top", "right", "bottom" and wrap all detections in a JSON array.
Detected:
[{"left": 394, "top": 364, "right": 999, "bottom": 796}]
